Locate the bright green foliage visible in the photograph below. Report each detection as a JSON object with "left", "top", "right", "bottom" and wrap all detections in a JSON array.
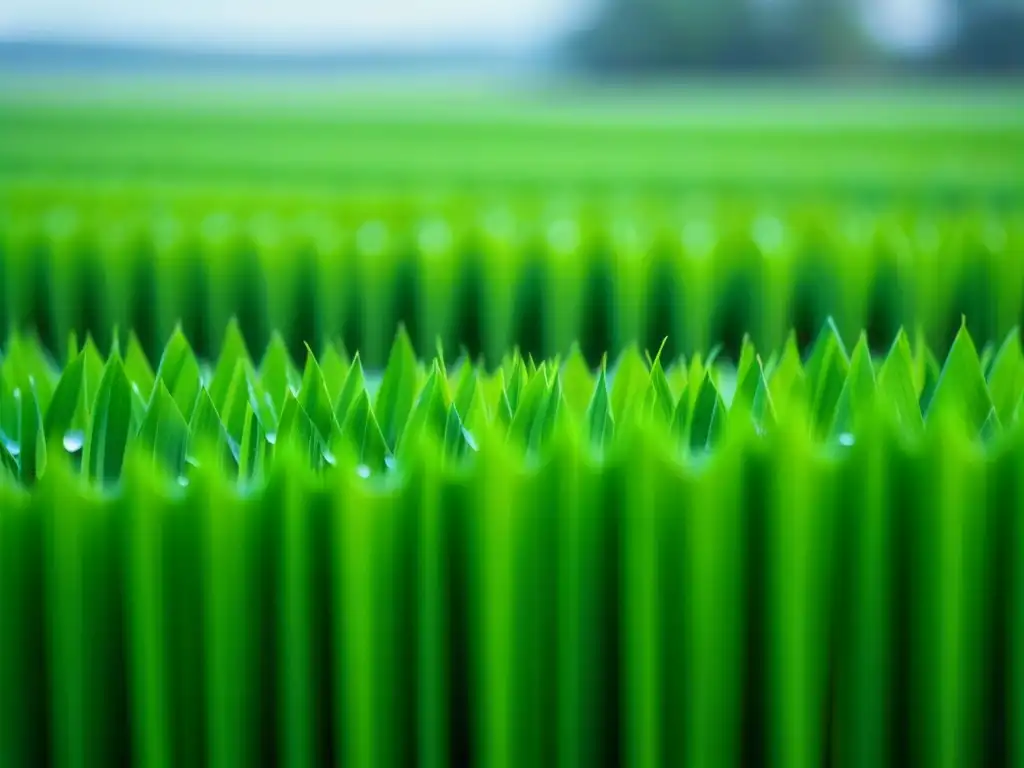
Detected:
[
  {"left": 0, "top": 320, "right": 1022, "bottom": 485},
  {"left": 6, "top": 82, "right": 1023, "bottom": 767},
  {"left": 1, "top": 322, "right": 1024, "bottom": 768},
  {"left": 2, "top": 203, "right": 1023, "bottom": 368}
]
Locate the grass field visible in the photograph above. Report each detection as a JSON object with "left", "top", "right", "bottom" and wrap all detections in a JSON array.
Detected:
[
  {"left": 3, "top": 75, "right": 1024, "bottom": 768},
  {"left": 2, "top": 77, "right": 1022, "bottom": 364},
  {"left": 2, "top": 77, "right": 1023, "bottom": 198}
]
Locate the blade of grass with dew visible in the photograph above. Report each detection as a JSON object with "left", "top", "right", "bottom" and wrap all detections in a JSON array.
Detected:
[
  {"left": 16, "top": 375, "right": 47, "bottom": 484},
  {"left": 259, "top": 331, "right": 299, "bottom": 414},
  {"left": 986, "top": 328, "right": 1024, "bottom": 424},
  {"left": 374, "top": 327, "right": 419, "bottom": 453},
  {"left": 877, "top": 329, "right": 924, "bottom": 434},
  {"left": 585, "top": 362, "right": 614, "bottom": 452},
  {"left": 136, "top": 380, "right": 189, "bottom": 476},
  {"left": 83, "top": 352, "right": 133, "bottom": 485},
  {"left": 153, "top": 325, "right": 202, "bottom": 422},
  {"left": 335, "top": 390, "right": 389, "bottom": 473},
  {"left": 926, "top": 322, "right": 995, "bottom": 433}
]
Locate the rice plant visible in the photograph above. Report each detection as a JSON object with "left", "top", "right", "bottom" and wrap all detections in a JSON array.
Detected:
[
  {"left": 2, "top": 320, "right": 1024, "bottom": 766},
  {"left": 1, "top": 203, "right": 1021, "bottom": 366},
  {"left": 2, "top": 84, "right": 1023, "bottom": 767}
]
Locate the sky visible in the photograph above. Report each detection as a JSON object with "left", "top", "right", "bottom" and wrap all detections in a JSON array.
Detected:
[
  {"left": 864, "top": 0, "right": 951, "bottom": 51},
  {"left": 0, "top": 0, "right": 594, "bottom": 52},
  {"left": 0, "top": 0, "right": 946, "bottom": 53}
]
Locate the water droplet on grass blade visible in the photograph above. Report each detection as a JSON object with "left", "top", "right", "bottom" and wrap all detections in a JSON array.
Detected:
[
  {"left": 62, "top": 430, "right": 85, "bottom": 453},
  {"left": 322, "top": 449, "right": 336, "bottom": 466},
  {"left": 1, "top": 432, "right": 20, "bottom": 457},
  {"left": 838, "top": 432, "right": 856, "bottom": 447},
  {"left": 356, "top": 464, "right": 371, "bottom": 479},
  {"left": 266, "top": 431, "right": 278, "bottom": 445}
]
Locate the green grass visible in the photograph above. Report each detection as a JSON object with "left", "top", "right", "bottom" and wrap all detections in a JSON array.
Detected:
[
  {"left": 2, "top": 78, "right": 1023, "bottom": 767},
  {"left": 2, "top": 321, "right": 1024, "bottom": 767},
  {"left": 1, "top": 201, "right": 1022, "bottom": 366},
  {"left": 2, "top": 79, "right": 1022, "bottom": 365},
  {"left": 2, "top": 79, "right": 1023, "bottom": 197}
]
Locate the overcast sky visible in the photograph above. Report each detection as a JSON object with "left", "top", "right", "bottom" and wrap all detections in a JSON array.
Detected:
[
  {"left": 0, "top": 0, "right": 945, "bottom": 53},
  {"left": 0, "top": 0, "right": 594, "bottom": 52}
]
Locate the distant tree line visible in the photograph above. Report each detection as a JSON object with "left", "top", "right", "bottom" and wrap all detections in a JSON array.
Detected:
[{"left": 566, "top": 0, "right": 1024, "bottom": 74}]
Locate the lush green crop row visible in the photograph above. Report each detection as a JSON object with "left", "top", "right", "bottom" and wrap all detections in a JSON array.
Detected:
[
  {"left": 2, "top": 204, "right": 1022, "bottom": 366},
  {"left": 3, "top": 81, "right": 1023, "bottom": 767},
  {"left": 2, "top": 322, "right": 1024, "bottom": 766},
  {"left": 4, "top": 318, "right": 1024, "bottom": 486},
  {"left": 2, "top": 81, "right": 1024, "bottom": 198}
]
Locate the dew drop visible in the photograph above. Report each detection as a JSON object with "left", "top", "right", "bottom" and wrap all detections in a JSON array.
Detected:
[
  {"left": 266, "top": 431, "right": 278, "bottom": 445},
  {"left": 462, "top": 428, "right": 479, "bottom": 452},
  {"left": 1, "top": 433, "right": 21, "bottom": 457},
  {"left": 355, "top": 464, "right": 371, "bottom": 479},
  {"left": 838, "top": 432, "right": 856, "bottom": 447},
  {"left": 62, "top": 430, "right": 85, "bottom": 453},
  {"left": 322, "top": 449, "right": 336, "bottom": 466}
]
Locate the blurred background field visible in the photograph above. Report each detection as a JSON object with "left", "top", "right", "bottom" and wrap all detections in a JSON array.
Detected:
[
  {"left": 1, "top": 78, "right": 1023, "bottom": 200},
  {"left": 1, "top": 0, "right": 1022, "bottom": 364},
  {"left": 3, "top": 0, "right": 1022, "bottom": 198},
  {"left": 3, "top": 7, "right": 1024, "bottom": 766}
]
